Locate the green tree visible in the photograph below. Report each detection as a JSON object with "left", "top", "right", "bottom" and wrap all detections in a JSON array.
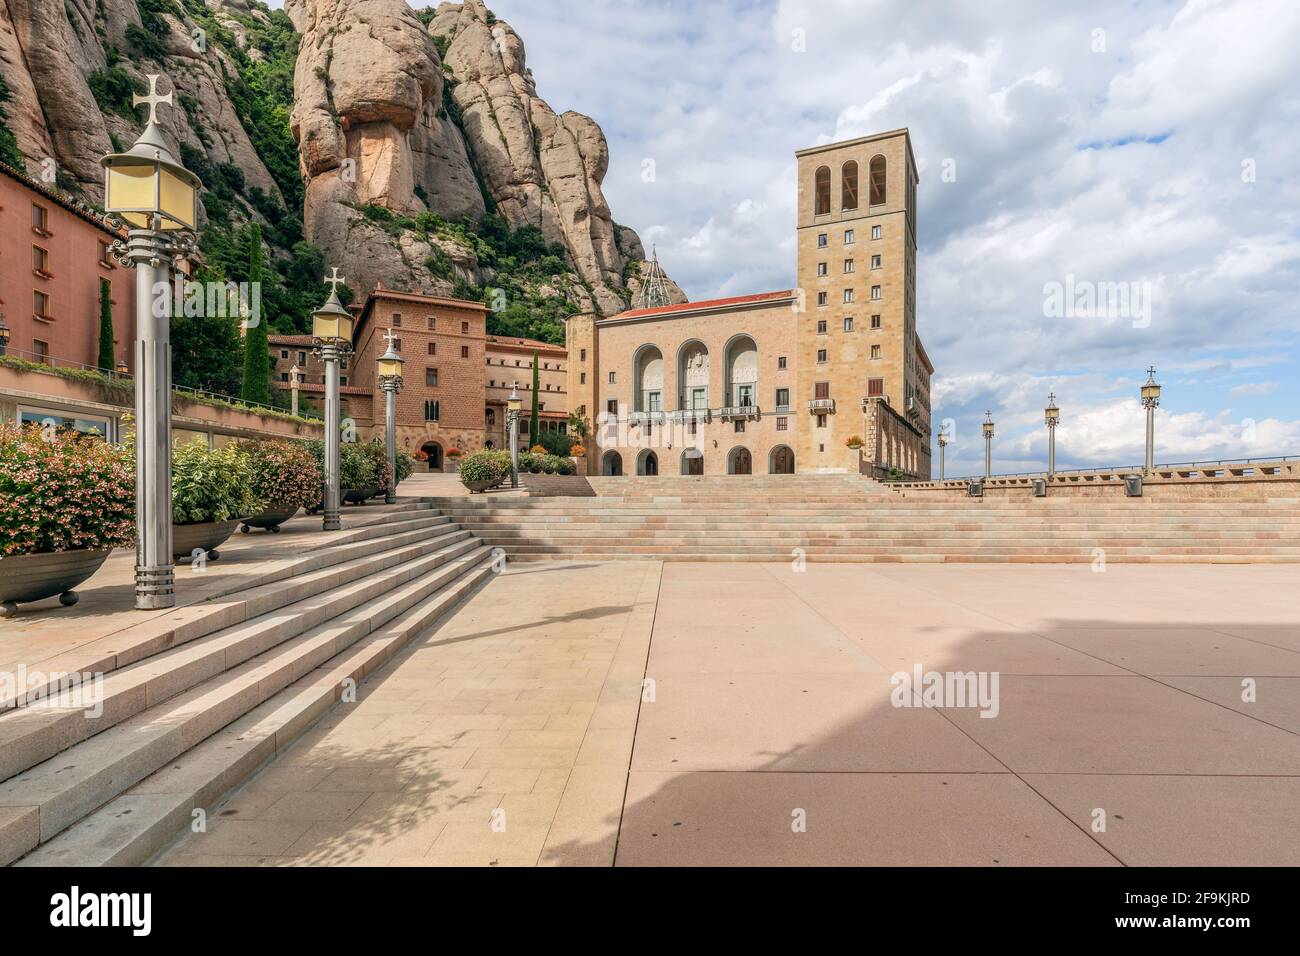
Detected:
[
  {"left": 239, "top": 224, "right": 270, "bottom": 405},
  {"left": 528, "top": 350, "right": 540, "bottom": 447},
  {"left": 96, "top": 278, "right": 115, "bottom": 371}
]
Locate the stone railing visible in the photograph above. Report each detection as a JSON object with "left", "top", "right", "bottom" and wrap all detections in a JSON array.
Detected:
[{"left": 889, "top": 457, "right": 1300, "bottom": 500}]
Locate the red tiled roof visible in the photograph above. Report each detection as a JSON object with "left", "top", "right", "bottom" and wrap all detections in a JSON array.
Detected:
[
  {"left": 269, "top": 334, "right": 316, "bottom": 346},
  {"left": 486, "top": 335, "right": 565, "bottom": 352},
  {"left": 612, "top": 289, "right": 796, "bottom": 321},
  {"left": 0, "top": 160, "right": 126, "bottom": 239}
]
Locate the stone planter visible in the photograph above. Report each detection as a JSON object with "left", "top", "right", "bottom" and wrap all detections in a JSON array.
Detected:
[
  {"left": 240, "top": 504, "right": 300, "bottom": 534},
  {"left": 344, "top": 486, "right": 381, "bottom": 504},
  {"left": 0, "top": 548, "right": 113, "bottom": 616},
  {"left": 461, "top": 479, "right": 497, "bottom": 494},
  {"left": 172, "top": 520, "right": 240, "bottom": 561}
]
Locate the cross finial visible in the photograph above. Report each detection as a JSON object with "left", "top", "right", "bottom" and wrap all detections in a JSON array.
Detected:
[
  {"left": 1048, "top": 391, "right": 1057, "bottom": 404},
  {"left": 133, "top": 74, "right": 172, "bottom": 127},
  {"left": 324, "top": 267, "right": 345, "bottom": 293},
  {"left": 383, "top": 327, "right": 396, "bottom": 347},
  {"left": 1145, "top": 365, "right": 1157, "bottom": 382}
]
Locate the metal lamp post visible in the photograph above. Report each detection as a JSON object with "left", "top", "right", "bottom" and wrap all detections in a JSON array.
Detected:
[
  {"left": 100, "top": 74, "right": 201, "bottom": 610},
  {"left": 1140, "top": 366, "right": 1161, "bottom": 473},
  {"left": 982, "top": 411, "right": 995, "bottom": 478},
  {"left": 376, "top": 329, "right": 405, "bottom": 505},
  {"left": 289, "top": 364, "right": 300, "bottom": 417},
  {"left": 507, "top": 382, "right": 523, "bottom": 489},
  {"left": 312, "top": 269, "right": 354, "bottom": 531},
  {"left": 1044, "top": 393, "right": 1060, "bottom": 478},
  {"left": 936, "top": 431, "right": 947, "bottom": 481}
]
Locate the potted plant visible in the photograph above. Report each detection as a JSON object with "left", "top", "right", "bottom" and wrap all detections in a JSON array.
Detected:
[
  {"left": 171, "top": 438, "right": 260, "bottom": 561},
  {"left": 845, "top": 434, "right": 865, "bottom": 450},
  {"left": 235, "top": 439, "right": 321, "bottom": 534},
  {"left": 458, "top": 449, "right": 505, "bottom": 493},
  {"left": 348, "top": 441, "right": 387, "bottom": 503},
  {"left": 0, "top": 423, "right": 134, "bottom": 615},
  {"left": 413, "top": 448, "right": 430, "bottom": 472},
  {"left": 445, "top": 448, "right": 463, "bottom": 474}
]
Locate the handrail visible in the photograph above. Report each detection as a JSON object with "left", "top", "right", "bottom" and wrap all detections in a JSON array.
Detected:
[{"left": 909, "top": 455, "right": 1298, "bottom": 486}]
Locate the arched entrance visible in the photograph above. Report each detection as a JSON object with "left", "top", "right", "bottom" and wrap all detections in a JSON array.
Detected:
[
  {"left": 728, "top": 446, "right": 753, "bottom": 475},
  {"left": 770, "top": 445, "right": 795, "bottom": 474},
  {"left": 421, "top": 441, "right": 444, "bottom": 471},
  {"left": 637, "top": 449, "right": 659, "bottom": 476},
  {"left": 602, "top": 450, "right": 623, "bottom": 476},
  {"left": 681, "top": 449, "right": 704, "bottom": 476}
]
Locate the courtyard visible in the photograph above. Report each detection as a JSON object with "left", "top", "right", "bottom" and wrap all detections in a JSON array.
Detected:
[{"left": 155, "top": 559, "right": 1300, "bottom": 867}]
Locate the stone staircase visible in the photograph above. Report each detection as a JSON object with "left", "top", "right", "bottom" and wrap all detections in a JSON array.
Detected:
[
  {"left": 430, "top": 476, "right": 1300, "bottom": 563},
  {"left": 0, "top": 501, "right": 496, "bottom": 866}
]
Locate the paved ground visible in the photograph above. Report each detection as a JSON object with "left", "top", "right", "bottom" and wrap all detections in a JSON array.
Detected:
[{"left": 156, "top": 560, "right": 1300, "bottom": 866}]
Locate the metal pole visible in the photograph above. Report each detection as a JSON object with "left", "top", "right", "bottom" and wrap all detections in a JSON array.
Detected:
[
  {"left": 1048, "top": 423, "right": 1056, "bottom": 478},
  {"left": 984, "top": 434, "right": 991, "bottom": 478},
  {"left": 130, "top": 227, "right": 174, "bottom": 609},
  {"left": 323, "top": 344, "right": 341, "bottom": 530},
  {"left": 939, "top": 441, "right": 945, "bottom": 480},
  {"left": 509, "top": 411, "right": 519, "bottom": 489},
  {"left": 384, "top": 383, "right": 397, "bottom": 505},
  {"left": 1145, "top": 405, "right": 1155, "bottom": 473}
]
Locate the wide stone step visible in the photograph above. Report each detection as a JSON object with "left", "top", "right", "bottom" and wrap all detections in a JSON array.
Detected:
[
  {"left": 0, "top": 546, "right": 495, "bottom": 866},
  {"left": 1, "top": 512, "right": 459, "bottom": 713},
  {"left": 15, "top": 552, "right": 497, "bottom": 867},
  {"left": 0, "top": 529, "right": 476, "bottom": 787}
]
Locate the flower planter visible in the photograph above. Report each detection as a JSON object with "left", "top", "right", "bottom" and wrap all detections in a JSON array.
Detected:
[
  {"left": 344, "top": 486, "right": 381, "bottom": 504},
  {"left": 0, "top": 549, "right": 113, "bottom": 616},
  {"left": 240, "top": 504, "right": 301, "bottom": 534},
  {"left": 172, "top": 520, "right": 240, "bottom": 561},
  {"left": 461, "top": 479, "right": 497, "bottom": 494}
]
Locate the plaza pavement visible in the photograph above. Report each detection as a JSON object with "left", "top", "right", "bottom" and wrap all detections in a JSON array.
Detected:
[{"left": 153, "top": 558, "right": 1300, "bottom": 866}]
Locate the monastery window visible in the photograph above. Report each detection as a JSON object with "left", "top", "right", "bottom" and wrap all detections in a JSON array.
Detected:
[
  {"left": 872, "top": 255, "right": 881, "bottom": 270},
  {"left": 426, "top": 368, "right": 438, "bottom": 386},
  {"left": 817, "top": 320, "right": 827, "bottom": 334},
  {"left": 844, "top": 229, "right": 855, "bottom": 244},
  {"left": 580, "top": 348, "right": 587, "bottom": 361},
  {"left": 734, "top": 420, "right": 745, "bottom": 433},
  {"left": 814, "top": 381, "right": 830, "bottom": 400},
  {"left": 869, "top": 155, "right": 886, "bottom": 206},
  {"left": 870, "top": 286, "right": 881, "bottom": 301},
  {"left": 843, "top": 317, "right": 854, "bottom": 332},
  {"left": 841, "top": 160, "right": 859, "bottom": 210},
  {"left": 817, "top": 349, "right": 827, "bottom": 364},
  {"left": 871, "top": 345, "right": 881, "bottom": 360},
  {"left": 580, "top": 373, "right": 586, "bottom": 384},
  {"left": 33, "top": 246, "right": 50, "bottom": 274},
  {"left": 816, "top": 414, "right": 827, "bottom": 428},
  {"left": 777, "top": 356, "right": 787, "bottom": 370},
  {"left": 391, "top": 313, "right": 402, "bottom": 327},
  {"left": 872, "top": 225, "right": 881, "bottom": 240},
  {"left": 33, "top": 290, "right": 51, "bottom": 319},
  {"left": 817, "top": 233, "right": 828, "bottom": 248},
  {"left": 607, "top": 399, "right": 617, "bottom": 415},
  {"left": 280, "top": 350, "right": 289, "bottom": 359},
  {"left": 424, "top": 400, "right": 440, "bottom": 421},
  {"left": 817, "top": 292, "right": 827, "bottom": 306},
  {"left": 776, "top": 417, "right": 788, "bottom": 431},
  {"left": 33, "top": 339, "right": 49, "bottom": 363},
  {"left": 868, "top": 377, "right": 884, "bottom": 396},
  {"left": 392, "top": 338, "right": 402, "bottom": 351},
  {"left": 429, "top": 342, "right": 437, "bottom": 355},
  {"left": 775, "top": 388, "right": 790, "bottom": 409},
  {"left": 608, "top": 371, "right": 616, "bottom": 384},
  {"left": 98, "top": 240, "right": 112, "bottom": 266},
  {"left": 31, "top": 203, "right": 49, "bottom": 234},
  {"left": 298, "top": 351, "right": 307, "bottom": 364},
  {"left": 814, "top": 166, "right": 831, "bottom": 215},
  {"left": 461, "top": 345, "right": 469, "bottom": 358},
  {"left": 843, "top": 289, "right": 854, "bottom": 304},
  {"left": 817, "top": 262, "right": 827, "bottom": 276},
  {"left": 843, "top": 259, "right": 854, "bottom": 274},
  {"left": 871, "top": 314, "right": 881, "bottom": 329},
  {"left": 427, "top": 317, "right": 436, "bottom": 329},
  {"left": 461, "top": 321, "right": 469, "bottom": 333}
]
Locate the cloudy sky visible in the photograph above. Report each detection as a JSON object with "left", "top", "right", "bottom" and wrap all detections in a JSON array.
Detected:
[{"left": 461, "top": 0, "right": 1297, "bottom": 475}]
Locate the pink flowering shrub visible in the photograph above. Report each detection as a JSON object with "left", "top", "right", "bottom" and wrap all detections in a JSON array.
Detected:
[
  {"left": 0, "top": 422, "right": 134, "bottom": 557},
  {"left": 233, "top": 439, "right": 321, "bottom": 511}
]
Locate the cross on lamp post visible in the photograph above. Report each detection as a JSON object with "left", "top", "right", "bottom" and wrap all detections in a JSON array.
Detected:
[
  {"left": 376, "top": 328, "right": 405, "bottom": 505},
  {"left": 312, "top": 271, "right": 354, "bottom": 531},
  {"left": 100, "top": 74, "right": 201, "bottom": 610},
  {"left": 1140, "top": 366, "right": 1161, "bottom": 473},
  {"left": 1044, "top": 393, "right": 1060, "bottom": 478},
  {"left": 982, "top": 411, "right": 995, "bottom": 479}
]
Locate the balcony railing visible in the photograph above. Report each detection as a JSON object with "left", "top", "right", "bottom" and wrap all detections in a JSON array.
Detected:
[
  {"left": 718, "top": 404, "right": 760, "bottom": 421},
  {"left": 808, "top": 398, "right": 836, "bottom": 413}
]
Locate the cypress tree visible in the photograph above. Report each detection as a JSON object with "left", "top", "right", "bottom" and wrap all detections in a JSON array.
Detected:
[
  {"left": 529, "top": 350, "right": 540, "bottom": 448},
  {"left": 239, "top": 224, "right": 270, "bottom": 405},
  {"left": 96, "top": 278, "right": 115, "bottom": 371}
]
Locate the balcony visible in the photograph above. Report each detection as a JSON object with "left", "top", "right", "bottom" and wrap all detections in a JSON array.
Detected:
[
  {"left": 628, "top": 410, "right": 667, "bottom": 426},
  {"left": 669, "top": 408, "right": 711, "bottom": 423},
  {"left": 718, "top": 405, "right": 760, "bottom": 421},
  {"left": 808, "top": 398, "right": 836, "bottom": 414}
]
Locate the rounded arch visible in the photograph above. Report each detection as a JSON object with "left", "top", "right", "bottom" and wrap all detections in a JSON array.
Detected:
[
  {"left": 420, "top": 441, "right": 443, "bottom": 471},
  {"left": 680, "top": 448, "right": 704, "bottom": 476},
  {"left": 769, "top": 445, "right": 796, "bottom": 474},
  {"left": 636, "top": 449, "right": 659, "bottom": 476},
  {"left": 676, "top": 339, "right": 711, "bottom": 411},
  {"left": 841, "top": 160, "right": 859, "bottom": 211},
  {"left": 632, "top": 344, "right": 665, "bottom": 413},
  {"left": 727, "top": 446, "right": 753, "bottom": 475},
  {"left": 723, "top": 333, "right": 759, "bottom": 408},
  {"left": 869, "top": 154, "right": 887, "bottom": 206},
  {"left": 601, "top": 450, "right": 623, "bottom": 476},
  {"left": 814, "top": 165, "right": 831, "bottom": 215}
]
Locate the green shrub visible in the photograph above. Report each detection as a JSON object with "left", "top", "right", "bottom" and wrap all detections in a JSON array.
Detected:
[
  {"left": 233, "top": 439, "right": 321, "bottom": 511},
  {"left": 0, "top": 422, "right": 134, "bottom": 557},
  {"left": 305, "top": 440, "right": 383, "bottom": 490},
  {"left": 534, "top": 430, "right": 573, "bottom": 456},
  {"left": 172, "top": 439, "right": 260, "bottom": 525},
  {"left": 458, "top": 450, "right": 504, "bottom": 486}
]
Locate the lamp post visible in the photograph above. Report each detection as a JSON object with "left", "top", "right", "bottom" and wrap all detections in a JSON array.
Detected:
[
  {"left": 0, "top": 312, "right": 9, "bottom": 356},
  {"left": 114, "top": 359, "right": 128, "bottom": 377},
  {"left": 507, "top": 382, "right": 523, "bottom": 489},
  {"left": 936, "top": 431, "right": 947, "bottom": 481},
  {"left": 312, "top": 269, "right": 354, "bottom": 531},
  {"left": 982, "top": 411, "right": 995, "bottom": 478},
  {"left": 1044, "top": 393, "right": 1060, "bottom": 478},
  {"left": 1140, "top": 366, "right": 1161, "bottom": 473},
  {"left": 376, "top": 329, "right": 405, "bottom": 505},
  {"left": 100, "top": 74, "right": 200, "bottom": 610},
  {"left": 288, "top": 363, "right": 300, "bottom": 417}
]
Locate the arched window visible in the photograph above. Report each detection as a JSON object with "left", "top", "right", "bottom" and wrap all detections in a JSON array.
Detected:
[
  {"left": 814, "top": 165, "right": 831, "bottom": 215},
  {"left": 869, "top": 155, "right": 886, "bottom": 206},
  {"left": 841, "top": 161, "right": 859, "bottom": 211}
]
